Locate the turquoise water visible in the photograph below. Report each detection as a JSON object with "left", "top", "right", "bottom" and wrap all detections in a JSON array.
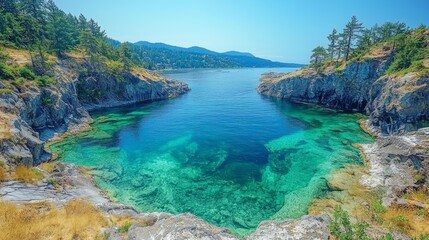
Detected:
[{"left": 50, "top": 68, "right": 372, "bottom": 236}]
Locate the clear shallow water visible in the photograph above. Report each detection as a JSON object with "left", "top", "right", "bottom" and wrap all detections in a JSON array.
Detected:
[{"left": 50, "top": 68, "right": 373, "bottom": 236}]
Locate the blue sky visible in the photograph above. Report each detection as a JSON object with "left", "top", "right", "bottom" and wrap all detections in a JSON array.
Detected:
[{"left": 54, "top": 0, "right": 429, "bottom": 64}]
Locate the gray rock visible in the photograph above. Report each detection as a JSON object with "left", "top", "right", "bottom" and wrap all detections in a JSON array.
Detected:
[
  {"left": 360, "top": 127, "right": 429, "bottom": 204},
  {"left": 246, "top": 215, "right": 330, "bottom": 240},
  {"left": 127, "top": 213, "right": 237, "bottom": 240},
  {"left": 257, "top": 55, "right": 429, "bottom": 135},
  {"left": 0, "top": 59, "right": 189, "bottom": 166}
]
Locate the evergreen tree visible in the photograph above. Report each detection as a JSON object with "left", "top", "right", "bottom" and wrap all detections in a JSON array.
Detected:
[
  {"left": 46, "top": 0, "right": 77, "bottom": 56},
  {"left": 327, "top": 29, "right": 339, "bottom": 59},
  {"left": 343, "top": 16, "right": 364, "bottom": 61},
  {"left": 336, "top": 33, "right": 347, "bottom": 60},
  {"left": 119, "top": 43, "right": 133, "bottom": 73},
  {"left": 311, "top": 46, "right": 328, "bottom": 69}
]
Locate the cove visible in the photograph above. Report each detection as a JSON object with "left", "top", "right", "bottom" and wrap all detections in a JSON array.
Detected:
[{"left": 49, "top": 68, "right": 373, "bottom": 236}]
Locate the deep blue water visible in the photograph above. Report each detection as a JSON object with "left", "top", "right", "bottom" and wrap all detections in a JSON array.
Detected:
[{"left": 52, "top": 68, "right": 372, "bottom": 236}]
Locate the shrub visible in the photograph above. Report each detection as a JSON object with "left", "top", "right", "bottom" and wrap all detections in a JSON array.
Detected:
[
  {"left": 0, "top": 88, "right": 13, "bottom": 95},
  {"left": 330, "top": 206, "right": 371, "bottom": 240},
  {"left": 36, "top": 75, "right": 56, "bottom": 87},
  {"left": 41, "top": 95, "right": 53, "bottom": 106},
  {"left": 18, "top": 67, "right": 36, "bottom": 80},
  {"left": 0, "top": 62, "right": 16, "bottom": 80},
  {"left": 118, "top": 223, "right": 132, "bottom": 233}
]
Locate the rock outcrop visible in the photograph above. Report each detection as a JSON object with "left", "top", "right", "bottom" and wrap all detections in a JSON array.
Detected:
[
  {"left": 0, "top": 58, "right": 189, "bottom": 166},
  {"left": 257, "top": 50, "right": 429, "bottom": 134},
  {"left": 360, "top": 127, "right": 429, "bottom": 205},
  {"left": 0, "top": 161, "right": 331, "bottom": 240}
]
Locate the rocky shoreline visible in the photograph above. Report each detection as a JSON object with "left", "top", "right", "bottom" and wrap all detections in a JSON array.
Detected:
[
  {"left": 0, "top": 54, "right": 332, "bottom": 239},
  {"left": 2, "top": 48, "right": 429, "bottom": 238},
  {"left": 257, "top": 49, "right": 429, "bottom": 238}
]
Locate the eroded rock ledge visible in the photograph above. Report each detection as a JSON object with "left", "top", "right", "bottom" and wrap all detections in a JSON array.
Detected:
[
  {"left": 0, "top": 163, "right": 331, "bottom": 240},
  {"left": 257, "top": 53, "right": 429, "bottom": 134},
  {"left": 0, "top": 59, "right": 189, "bottom": 167}
]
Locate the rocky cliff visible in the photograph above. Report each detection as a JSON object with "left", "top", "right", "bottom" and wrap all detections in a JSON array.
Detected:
[
  {"left": 257, "top": 49, "right": 429, "bottom": 134},
  {"left": 0, "top": 56, "right": 189, "bottom": 167}
]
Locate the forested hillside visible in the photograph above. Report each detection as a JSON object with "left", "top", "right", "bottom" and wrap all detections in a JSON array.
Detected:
[
  {"left": 308, "top": 16, "right": 429, "bottom": 76},
  {"left": 0, "top": 0, "right": 146, "bottom": 86}
]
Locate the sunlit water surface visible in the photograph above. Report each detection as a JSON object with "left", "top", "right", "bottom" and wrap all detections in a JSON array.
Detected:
[{"left": 50, "top": 68, "right": 372, "bottom": 236}]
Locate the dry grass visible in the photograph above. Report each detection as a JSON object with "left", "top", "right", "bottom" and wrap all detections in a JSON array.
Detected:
[
  {"left": 3, "top": 48, "right": 31, "bottom": 65},
  {"left": 132, "top": 67, "right": 164, "bottom": 81},
  {"left": 309, "top": 163, "right": 429, "bottom": 237},
  {"left": 0, "top": 111, "right": 14, "bottom": 141},
  {"left": 362, "top": 44, "right": 394, "bottom": 60},
  {"left": 13, "top": 165, "right": 44, "bottom": 184},
  {"left": 0, "top": 161, "right": 9, "bottom": 181},
  {"left": 380, "top": 204, "right": 429, "bottom": 236},
  {"left": 404, "top": 189, "right": 429, "bottom": 204},
  {"left": 3, "top": 48, "right": 57, "bottom": 66},
  {"left": 38, "top": 162, "right": 57, "bottom": 174},
  {"left": 0, "top": 199, "right": 107, "bottom": 240}
]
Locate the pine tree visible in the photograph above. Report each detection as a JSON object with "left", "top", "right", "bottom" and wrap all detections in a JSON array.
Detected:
[
  {"left": 343, "top": 16, "right": 364, "bottom": 61},
  {"left": 327, "top": 29, "right": 339, "bottom": 59},
  {"left": 119, "top": 43, "right": 133, "bottom": 73},
  {"left": 336, "top": 33, "right": 347, "bottom": 60},
  {"left": 311, "top": 46, "right": 328, "bottom": 69},
  {"left": 46, "top": 0, "right": 77, "bottom": 57}
]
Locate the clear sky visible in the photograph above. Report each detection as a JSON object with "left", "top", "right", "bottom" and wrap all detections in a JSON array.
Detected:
[{"left": 54, "top": 0, "right": 429, "bottom": 64}]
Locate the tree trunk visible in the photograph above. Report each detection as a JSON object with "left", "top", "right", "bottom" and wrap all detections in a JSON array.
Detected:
[{"left": 345, "top": 33, "right": 352, "bottom": 61}]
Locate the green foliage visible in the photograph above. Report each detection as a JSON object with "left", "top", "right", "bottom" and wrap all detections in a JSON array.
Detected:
[
  {"left": 343, "top": 16, "right": 364, "bottom": 61},
  {"left": 310, "top": 46, "right": 328, "bottom": 70},
  {"left": 0, "top": 88, "right": 13, "bottom": 94},
  {"left": 41, "top": 95, "right": 52, "bottom": 106},
  {"left": 36, "top": 75, "right": 56, "bottom": 87},
  {"left": 0, "top": 61, "right": 16, "bottom": 80},
  {"left": 385, "top": 26, "right": 428, "bottom": 75},
  {"left": 329, "top": 206, "right": 370, "bottom": 240},
  {"left": 118, "top": 223, "right": 132, "bottom": 233},
  {"left": 372, "top": 198, "right": 386, "bottom": 214},
  {"left": 18, "top": 67, "right": 36, "bottom": 80}
]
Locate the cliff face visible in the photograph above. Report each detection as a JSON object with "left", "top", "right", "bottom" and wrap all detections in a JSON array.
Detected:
[
  {"left": 257, "top": 52, "right": 429, "bottom": 134},
  {"left": 0, "top": 59, "right": 189, "bottom": 166}
]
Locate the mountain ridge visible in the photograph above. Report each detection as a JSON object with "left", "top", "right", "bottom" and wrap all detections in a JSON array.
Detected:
[{"left": 133, "top": 40, "right": 305, "bottom": 69}]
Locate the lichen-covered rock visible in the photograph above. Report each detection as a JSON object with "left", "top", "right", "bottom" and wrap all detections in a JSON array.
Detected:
[
  {"left": 360, "top": 127, "right": 429, "bottom": 205},
  {"left": 246, "top": 215, "right": 330, "bottom": 240},
  {"left": 127, "top": 213, "right": 237, "bottom": 240},
  {"left": 367, "top": 73, "right": 429, "bottom": 134}
]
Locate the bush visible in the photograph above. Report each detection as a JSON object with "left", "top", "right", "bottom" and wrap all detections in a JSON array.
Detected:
[
  {"left": 0, "top": 62, "right": 16, "bottom": 80},
  {"left": 330, "top": 206, "right": 370, "bottom": 240},
  {"left": 41, "top": 95, "right": 53, "bottom": 106},
  {"left": 36, "top": 75, "right": 56, "bottom": 87},
  {"left": 385, "top": 27, "right": 428, "bottom": 75},
  {"left": 0, "top": 88, "right": 13, "bottom": 95},
  {"left": 18, "top": 67, "right": 36, "bottom": 80}
]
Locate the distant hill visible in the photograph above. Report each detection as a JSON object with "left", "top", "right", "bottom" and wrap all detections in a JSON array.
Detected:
[{"left": 132, "top": 41, "right": 305, "bottom": 69}]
